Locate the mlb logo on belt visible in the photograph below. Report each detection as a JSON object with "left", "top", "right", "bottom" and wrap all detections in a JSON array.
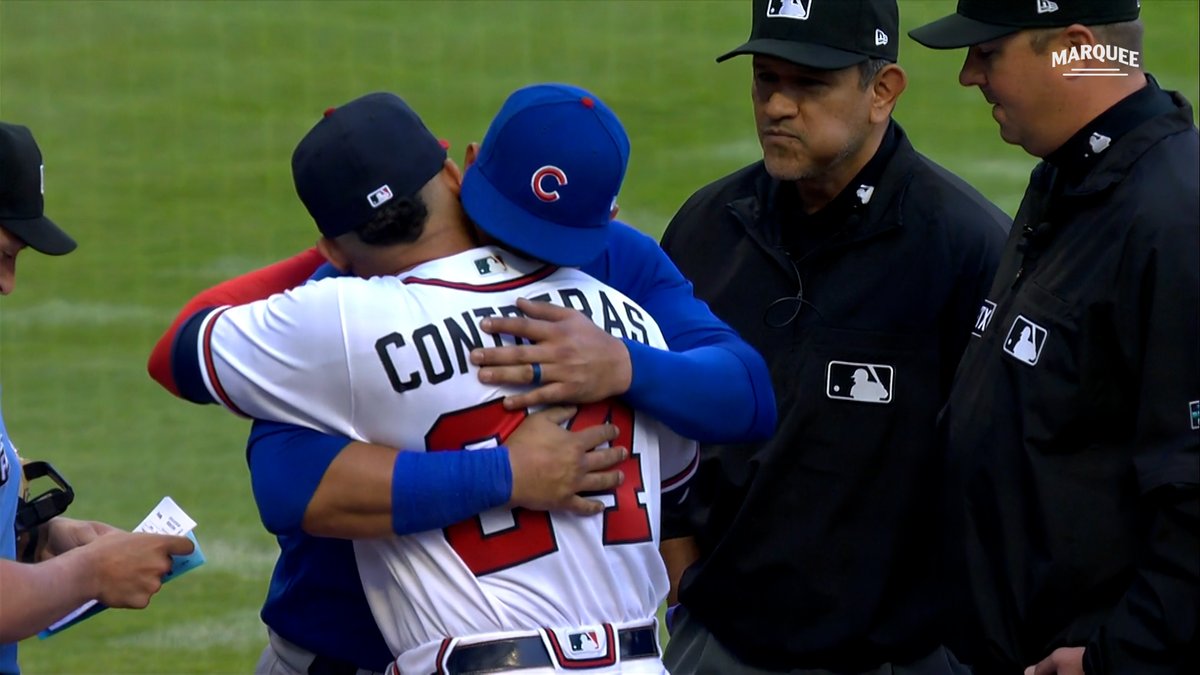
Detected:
[
  {"left": 1003, "top": 315, "right": 1048, "bottom": 366},
  {"left": 826, "top": 361, "right": 893, "bottom": 404},
  {"left": 546, "top": 624, "right": 616, "bottom": 666},
  {"left": 568, "top": 630, "right": 604, "bottom": 656}
]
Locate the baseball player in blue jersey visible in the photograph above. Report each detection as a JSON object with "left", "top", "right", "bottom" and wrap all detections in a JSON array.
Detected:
[
  {"left": 0, "top": 122, "right": 194, "bottom": 673},
  {"left": 148, "top": 84, "right": 775, "bottom": 674}
]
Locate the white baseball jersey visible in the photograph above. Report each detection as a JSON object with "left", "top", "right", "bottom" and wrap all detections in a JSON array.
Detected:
[{"left": 181, "top": 245, "right": 697, "bottom": 668}]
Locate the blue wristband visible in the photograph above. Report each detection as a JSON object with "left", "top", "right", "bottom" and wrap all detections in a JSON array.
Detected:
[{"left": 391, "top": 448, "right": 513, "bottom": 535}]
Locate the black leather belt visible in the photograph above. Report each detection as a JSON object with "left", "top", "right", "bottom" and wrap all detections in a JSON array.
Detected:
[{"left": 442, "top": 625, "right": 659, "bottom": 674}]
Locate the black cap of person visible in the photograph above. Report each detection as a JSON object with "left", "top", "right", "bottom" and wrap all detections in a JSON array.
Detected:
[
  {"left": 910, "top": 0, "right": 1140, "bottom": 49},
  {"left": 292, "top": 92, "right": 447, "bottom": 241},
  {"left": 718, "top": 0, "right": 899, "bottom": 69},
  {"left": 0, "top": 122, "right": 76, "bottom": 255}
]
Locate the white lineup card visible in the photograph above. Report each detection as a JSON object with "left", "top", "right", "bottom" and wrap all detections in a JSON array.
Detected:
[
  {"left": 42, "top": 497, "right": 200, "bottom": 635},
  {"left": 133, "top": 496, "right": 197, "bottom": 536}
]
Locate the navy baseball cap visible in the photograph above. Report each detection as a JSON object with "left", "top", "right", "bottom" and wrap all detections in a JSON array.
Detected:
[
  {"left": 292, "top": 92, "right": 447, "bottom": 239},
  {"left": 0, "top": 122, "right": 76, "bottom": 255},
  {"left": 910, "top": 0, "right": 1140, "bottom": 49},
  {"left": 461, "top": 83, "right": 629, "bottom": 267},
  {"left": 718, "top": 0, "right": 899, "bottom": 69}
]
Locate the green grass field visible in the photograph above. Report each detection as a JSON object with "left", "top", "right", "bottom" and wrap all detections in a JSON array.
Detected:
[{"left": 0, "top": 0, "right": 1196, "bottom": 672}]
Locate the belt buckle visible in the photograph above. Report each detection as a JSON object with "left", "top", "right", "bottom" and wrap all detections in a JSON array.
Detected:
[{"left": 546, "top": 624, "right": 618, "bottom": 668}]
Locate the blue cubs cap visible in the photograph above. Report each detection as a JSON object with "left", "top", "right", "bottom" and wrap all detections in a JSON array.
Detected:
[
  {"left": 461, "top": 83, "right": 629, "bottom": 267},
  {"left": 292, "top": 92, "right": 447, "bottom": 239}
]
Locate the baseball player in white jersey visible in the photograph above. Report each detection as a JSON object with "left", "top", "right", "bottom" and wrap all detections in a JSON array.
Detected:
[{"left": 170, "top": 88, "right": 695, "bottom": 674}]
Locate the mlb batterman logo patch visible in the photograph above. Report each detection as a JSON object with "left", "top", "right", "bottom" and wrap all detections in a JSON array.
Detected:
[
  {"left": 367, "top": 184, "right": 393, "bottom": 208},
  {"left": 768, "top": 0, "right": 812, "bottom": 20},
  {"left": 569, "top": 631, "right": 602, "bottom": 655},
  {"left": 1003, "top": 315, "right": 1047, "bottom": 366},
  {"left": 473, "top": 254, "right": 506, "bottom": 276},
  {"left": 548, "top": 624, "right": 614, "bottom": 664},
  {"left": 1190, "top": 400, "right": 1200, "bottom": 430},
  {"left": 826, "top": 361, "right": 893, "bottom": 404}
]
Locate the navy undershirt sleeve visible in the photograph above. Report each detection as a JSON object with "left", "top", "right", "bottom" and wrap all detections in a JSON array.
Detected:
[{"left": 171, "top": 307, "right": 221, "bottom": 405}]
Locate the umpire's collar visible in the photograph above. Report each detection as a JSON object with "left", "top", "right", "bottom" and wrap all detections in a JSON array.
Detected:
[
  {"left": 766, "top": 120, "right": 900, "bottom": 223},
  {"left": 1045, "top": 76, "right": 1178, "bottom": 187}
]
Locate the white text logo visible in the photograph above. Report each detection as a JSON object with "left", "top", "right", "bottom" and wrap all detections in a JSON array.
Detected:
[
  {"left": 1053, "top": 44, "right": 1140, "bottom": 77},
  {"left": 972, "top": 300, "right": 997, "bottom": 337}
]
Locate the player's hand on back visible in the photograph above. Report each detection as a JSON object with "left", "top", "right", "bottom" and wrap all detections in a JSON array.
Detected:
[
  {"left": 77, "top": 530, "right": 195, "bottom": 609},
  {"left": 506, "top": 405, "right": 626, "bottom": 516},
  {"left": 472, "top": 298, "right": 634, "bottom": 410}
]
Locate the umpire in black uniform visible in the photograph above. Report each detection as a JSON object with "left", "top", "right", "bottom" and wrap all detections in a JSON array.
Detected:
[
  {"left": 911, "top": 1, "right": 1199, "bottom": 674},
  {"left": 659, "top": 1, "right": 1009, "bottom": 673}
]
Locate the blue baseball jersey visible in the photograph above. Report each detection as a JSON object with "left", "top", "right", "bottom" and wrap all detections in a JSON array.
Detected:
[
  {"left": 246, "top": 223, "right": 776, "bottom": 670},
  {"left": 1, "top": 387, "right": 22, "bottom": 673}
]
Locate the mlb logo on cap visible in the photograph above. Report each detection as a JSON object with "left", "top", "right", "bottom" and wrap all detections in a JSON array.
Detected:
[
  {"left": 367, "top": 184, "right": 394, "bottom": 208},
  {"left": 769, "top": 0, "right": 813, "bottom": 20},
  {"left": 292, "top": 92, "right": 446, "bottom": 240},
  {"left": 461, "top": 83, "right": 630, "bottom": 267},
  {"left": 719, "top": 0, "right": 900, "bottom": 69}
]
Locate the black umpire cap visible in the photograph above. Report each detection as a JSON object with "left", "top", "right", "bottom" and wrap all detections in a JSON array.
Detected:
[
  {"left": 0, "top": 122, "right": 76, "bottom": 255},
  {"left": 909, "top": 0, "right": 1141, "bottom": 49},
  {"left": 718, "top": 0, "right": 899, "bottom": 69}
]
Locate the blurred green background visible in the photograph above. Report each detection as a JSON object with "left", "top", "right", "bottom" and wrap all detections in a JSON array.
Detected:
[{"left": 1, "top": 0, "right": 1196, "bottom": 672}]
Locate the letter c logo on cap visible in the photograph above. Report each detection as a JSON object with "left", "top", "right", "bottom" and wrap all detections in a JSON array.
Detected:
[{"left": 531, "top": 165, "right": 568, "bottom": 202}]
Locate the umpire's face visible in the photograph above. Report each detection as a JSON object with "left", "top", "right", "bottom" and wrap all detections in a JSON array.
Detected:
[
  {"left": 0, "top": 226, "right": 28, "bottom": 295},
  {"left": 752, "top": 55, "right": 883, "bottom": 183},
  {"left": 958, "top": 31, "right": 1069, "bottom": 157}
]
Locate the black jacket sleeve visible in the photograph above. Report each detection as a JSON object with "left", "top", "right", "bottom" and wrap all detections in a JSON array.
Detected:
[{"left": 1084, "top": 196, "right": 1200, "bottom": 675}]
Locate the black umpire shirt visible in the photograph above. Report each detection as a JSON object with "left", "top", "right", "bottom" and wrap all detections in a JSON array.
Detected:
[
  {"left": 942, "top": 81, "right": 1200, "bottom": 675},
  {"left": 661, "top": 122, "right": 1009, "bottom": 671}
]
